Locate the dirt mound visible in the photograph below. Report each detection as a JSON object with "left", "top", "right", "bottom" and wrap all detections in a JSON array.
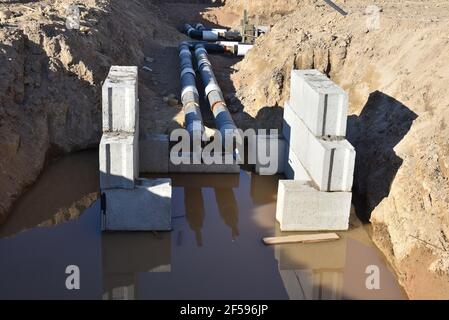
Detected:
[
  {"left": 0, "top": 0, "right": 183, "bottom": 223},
  {"left": 230, "top": 0, "right": 449, "bottom": 298}
]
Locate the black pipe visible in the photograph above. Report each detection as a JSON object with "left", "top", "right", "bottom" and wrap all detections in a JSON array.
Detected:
[
  {"left": 194, "top": 45, "right": 238, "bottom": 138},
  {"left": 179, "top": 43, "right": 204, "bottom": 136}
]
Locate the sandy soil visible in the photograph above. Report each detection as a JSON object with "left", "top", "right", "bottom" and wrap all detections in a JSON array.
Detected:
[
  {"left": 223, "top": 0, "right": 449, "bottom": 299},
  {"left": 1, "top": 0, "right": 449, "bottom": 299}
]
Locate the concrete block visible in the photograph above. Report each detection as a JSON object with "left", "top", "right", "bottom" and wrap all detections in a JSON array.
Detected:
[
  {"left": 275, "top": 180, "right": 351, "bottom": 231},
  {"left": 284, "top": 146, "right": 310, "bottom": 181},
  {"left": 102, "top": 66, "right": 139, "bottom": 133},
  {"left": 290, "top": 69, "right": 348, "bottom": 137},
  {"left": 99, "top": 132, "right": 138, "bottom": 190},
  {"left": 168, "top": 152, "right": 240, "bottom": 173},
  {"left": 283, "top": 101, "right": 355, "bottom": 191},
  {"left": 140, "top": 134, "right": 169, "bottom": 173},
  {"left": 253, "top": 134, "right": 286, "bottom": 175},
  {"left": 102, "top": 178, "right": 172, "bottom": 231}
]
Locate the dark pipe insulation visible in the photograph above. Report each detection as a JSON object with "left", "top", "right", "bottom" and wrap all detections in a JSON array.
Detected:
[
  {"left": 179, "top": 43, "right": 204, "bottom": 136},
  {"left": 194, "top": 45, "right": 238, "bottom": 138}
]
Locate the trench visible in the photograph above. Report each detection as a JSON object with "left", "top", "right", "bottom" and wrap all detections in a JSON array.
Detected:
[
  {"left": 0, "top": 0, "right": 410, "bottom": 300},
  {"left": 0, "top": 150, "right": 406, "bottom": 299}
]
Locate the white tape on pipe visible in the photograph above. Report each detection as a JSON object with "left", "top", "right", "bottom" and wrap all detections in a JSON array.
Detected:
[
  {"left": 205, "top": 83, "right": 221, "bottom": 96},
  {"left": 195, "top": 46, "right": 207, "bottom": 55},
  {"left": 186, "top": 27, "right": 195, "bottom": 36},
  {"left": 202, "top": 30, "right": 219, "bottom": 41},
  {"left": 211, "top": 28, "right": 228, "bottom": 33},
  {"left": 179, "top": 48, "right": 191, "bottom": 58},
  {"left": 181, "top": 85, "right": 199, "bottom": 98},
  {"left": 237, "top": 44, "right": 254, "bottom": 56},
  {"left": 217, "top": 41, "right": 239, "bottom": 46},
  {"left": 180, "top": 67, "right": 195, "bottom": 79}
]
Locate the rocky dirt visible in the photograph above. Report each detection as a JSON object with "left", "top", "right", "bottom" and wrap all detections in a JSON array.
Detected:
[
  {"left": 1, "top": 0, "right": 449, "bottom": 299},
  {"left": 224, "top": 0, "right": 449, "bottom": 299},
  {"left": 0, "top": 0, "right": 184, "bottom": 224}
]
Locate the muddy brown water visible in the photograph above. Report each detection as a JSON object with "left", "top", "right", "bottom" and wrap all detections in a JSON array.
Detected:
[{"left": 0, "top": 150, "right": 406, "bottom": 299}]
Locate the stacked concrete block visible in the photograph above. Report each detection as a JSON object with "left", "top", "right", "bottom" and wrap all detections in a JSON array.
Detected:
[
  {"left": 283, "top": 101, "right": 355, "bottom": 192},
  {"left": 290, "top": 69, "right": 348, "bottom": 137},
  {"left": 139, "top": 134, "right": 169, "bottom": 173},
  {"left": 276, "top": 180, "right": 352, "bottom": 231},
  {"left": 102, "top": 66, "right": 139, "bottom": 133},
  {"left": 100, "top": 132, "right": 138, "bottom": 190},
  {"left": 284, "top": 146, "right": 310, "bottom": 181},
  {"left": 100, "top": 66, "right": 139, "bottom": 190},
  {"left": 100, "top": 66, "right": 172, "bottom": 231},
  {"left": 277, "top": 69, "right": 355, "bottom": 231},
  {"left": 102, "top": 178, "right": 172, "bottom": 231}
]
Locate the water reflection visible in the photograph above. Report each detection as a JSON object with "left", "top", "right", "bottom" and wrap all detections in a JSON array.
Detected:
[
  {"left": 184, "top": 187, "right": 205, "bottom": 246},
  {"left": 214, "top": 188, "right": 239, "bottom": 240},
  {"left": 102, "top": 232, "right": 171, "bottom": 300},
  {"left": 0, "top": 151, "right": 407, "bottom": 299},
  {"left": 273, "top": 218, "right": 406, "bottom": 299}
]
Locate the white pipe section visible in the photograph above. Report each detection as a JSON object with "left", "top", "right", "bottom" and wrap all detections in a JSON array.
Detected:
[{"left": 236, "top": 44, "right": 254, "bottom": 56}]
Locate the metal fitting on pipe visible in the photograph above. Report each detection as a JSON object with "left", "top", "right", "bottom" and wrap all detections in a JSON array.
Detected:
[{"left": 179, "top": 43, "right": 204, "bottom": 136}]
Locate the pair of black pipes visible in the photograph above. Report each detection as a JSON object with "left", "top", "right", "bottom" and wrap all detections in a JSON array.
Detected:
[
  {"left": 183, "top": 23, "right": 242, "bottom": 42},
  {"left": 179, "top": 43, "right": 237, "bottom": 140}
]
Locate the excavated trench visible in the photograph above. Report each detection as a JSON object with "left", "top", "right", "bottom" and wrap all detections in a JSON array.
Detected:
[{"left": 2, "top": 0, "right": 439, "bottom": 299}]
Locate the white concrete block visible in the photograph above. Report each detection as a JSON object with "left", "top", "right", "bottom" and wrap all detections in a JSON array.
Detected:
[
  {"left": 102, "top": 66, "right": 139, "bottom": 133},
  {"left": 283, "top": 101, "right": 355, "bottom": 192},
  {"left": 102, "top": 178, "right": 172, "bottom": 231},
  {"left": 276, "top": 180, "right": 351, "bottom": 231},
  {"left": 284, "top": 146, "right": 311, "bottom": 181},
  {"left": 253, "top": 134, "right": 286, "bottom": 175},
  {"left": 99, "top": 132, "right": 138, "bottom": 190},
  {"left": 168, "top": 152, "right": 240, "bottom": 173},
  {"left": 290, "top": 69, "right": 348, "bottom": 137},
  {"left": 139, "top": 134, "right": 169, "bottom": 173}
]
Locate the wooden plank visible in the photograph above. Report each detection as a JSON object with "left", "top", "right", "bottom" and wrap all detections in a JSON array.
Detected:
[{"left": 262, "top": 233, "right": 339, "bottom": 245}]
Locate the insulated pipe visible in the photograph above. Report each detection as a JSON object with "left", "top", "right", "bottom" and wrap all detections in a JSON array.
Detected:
[
  {"left": 180, "top": 41, "right": 252, "bottom": 56},
  {"left": 183, "top": 24, "right": 203, "bottom": 40},
  {"left": 180, "top": 41, "right": 226, "bottom": 54},
  {"left": 195, "top": 23, "right": 228, "bottom": 34},
  {"left": 235, "top": 44, "right": 254, "bottom": 56},
  {"left": 179, "top": 43, "right": 204, "bottom": 136},
  {"left": 194, "top": 45, "right": 237, "bottom": 138},
  {"left": 183, "top": 23, "right": 241, "bottom": 42},
  {"left": 195, "top": 23, "right": 206, "bottom": 31}
]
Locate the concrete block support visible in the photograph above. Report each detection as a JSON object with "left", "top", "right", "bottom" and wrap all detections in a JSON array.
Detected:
[
  {"left": 284, "top": 146, "right": 311, "bottom": 181},
  {"left": 290, "top": 69, "right": 348, "bottom": 137},
  {"left": 139, "top": 134, "right": 169, "bottom": 173},
  {"left": 100, "top": 132, "right": 138, "bottom": 190},
  {"left": 102, "top": 66, "right": 139, "bottom": 133},
  {"left": 283, "top": 101, "right": 355, "bottom": 192},
  {"left": 276, "top": 180, "right": 351, "bottom": 231},
  {"left": 102, "top": 178, "right": 172, "bottom": 231}
]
